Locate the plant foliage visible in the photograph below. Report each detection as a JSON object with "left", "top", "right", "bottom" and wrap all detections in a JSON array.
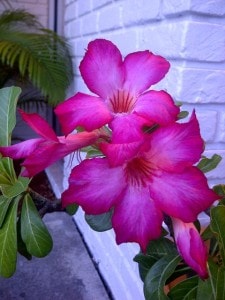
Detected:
[
  {"left": 0, "top": 9, "right": 73, "bottom": 105},
  {"left": 0, "top": 87, "right": 53, "bottom": 277}
]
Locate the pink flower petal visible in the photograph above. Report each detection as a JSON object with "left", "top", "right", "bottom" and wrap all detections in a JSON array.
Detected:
[
  {"left": 21, "top": 142, "right": 63, "bottom": 177},
  {"left": 100, "top": 114, "right": 147, "bottom": 166},
  {"left": 135, "top": 90, "right": 179, "bottom": 125},
  {"left": 173, "top": 218, "right": 208, "bottom": 279},
  {"left": 59, "top": 131, "right": 99, "bottom": 151},
  {"left": 55, "top": 92, "right": 112, "bottom": 134},
  {"left": 21, "top": 131, "right": 99, "bottom": 177},
  {"left": 146, "top": 112, "right": 204, "bottom": 172},
  {"left": 100, "top": 140, "right": 143, "bottom": 167},
  {"left": 113, "top": 186, "right": 163, "bottom": 252},
  {"left": 109, "top": 114, "right": 147, "bottom": 143},
  {"left": 0, "top": 138, "right": 43, "bottom": 159},
  {"left": 19, "top": 109, "right": 58, "bottom": 141},
  {"left": 150, "top": 167, "right": 219, "bottom": 222},
  {"left": 62, "top": 158, "right": 126, "bottom": 213},
  {"left": 123, "top": 51, "right": 170, "bottom": 95},
  {"left": 79, "top": 39, "right": 124, "bottom": 99}
]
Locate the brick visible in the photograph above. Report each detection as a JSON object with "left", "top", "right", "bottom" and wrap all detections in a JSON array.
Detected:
[
  {"left": 153, "top": 65, "right": 183, "bottom": 101},
  {"left": 177, "top": 68, "right": 225, "bottom": 104},
  {"left": 190, "top": 0, "right": 225, "bottom": 16},
  {"left": 162, "top": 0, "right": 191, "bottom": 15},
  {"left": 92, "top": 0, "right": 113, "bottom": 10},
  {"left": 218, "top": 112, "right": 225, "bottom": 142},
  {"left": 66, "top": 19, "right": 82, "bottom": 38},
  {"left": 81, "top": 12, "right": 98, "bottom": 35},
  {"left": 102, "top": 29, "right": 140, "bottom": 55},
  {"left": 184, "top": 22, "right": 225, "bottom": 62},
  {"left": 122, "top": 0, "right": 161, "bottom": 26},
  {"left": 141, "top": 21, "right": 187, "bottom": 58},
  {"left": 196, "top": 110, "right": 218, "bottom": 142},
  {"left": 141, "top": 21, "right": 225, "bottom": 62},
  {"left": 64, "top": 1, "right": 77, "bottom": 22},
  {"left": 98, "top": 4, "right": 122, "bottom": 31},
  {"left": 163, "top": 0, "right": 225, "bottom": 16},
  {"left": 77, "top": 0, "right": 92, "bottom": 16}
]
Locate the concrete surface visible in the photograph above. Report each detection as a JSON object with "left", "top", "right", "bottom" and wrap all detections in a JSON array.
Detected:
[{"left": 0, "top": 212, "right": 111, "bottom": 300}]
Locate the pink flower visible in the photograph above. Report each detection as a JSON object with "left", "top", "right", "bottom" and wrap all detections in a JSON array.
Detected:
[
  {"left": 0, "top": 110, "right": 100, "bottom": 177},
  {"left": 62, "top": 113, "right": 218, "bottom": 251},
  {"left": 172, "top": 217, "right": 208, "bottom": 279},
  {"left": 55, "top": 39, "right": 180, "bottom": 143}
]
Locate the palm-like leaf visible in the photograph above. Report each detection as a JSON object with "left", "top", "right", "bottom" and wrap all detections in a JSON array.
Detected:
[{"left": 0, "top": 10, "right": 73, "bottom": 105}]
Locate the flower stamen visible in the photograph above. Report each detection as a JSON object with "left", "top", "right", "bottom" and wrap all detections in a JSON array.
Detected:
[{"left": 109, "top": 90, "right": 135, "bottom": 113}]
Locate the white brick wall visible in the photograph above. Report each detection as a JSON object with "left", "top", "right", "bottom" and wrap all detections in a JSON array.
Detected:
[
  {"left": 63, "top": 1, "right": 225, "bottom": 299},
  {"left": 0, "top": 0, "right": 49, "bottom": 27}
]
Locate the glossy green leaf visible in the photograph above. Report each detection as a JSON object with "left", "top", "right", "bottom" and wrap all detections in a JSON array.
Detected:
[
  {"left": 144, "top": 254, "right": 181, "bottom": 300},
  {"left": 0, "top": 197, "right": 19, "bottom": 277},
  {"left": 0, "top": 86, "right": 21, "bottom": 146},
  {"left": 134, "top": 237, "right": 178, "bottom": 282},
  {"left": 197, "top": 154, "right": 222, "bottom": 173},
  {"left": 0, "top": 195, "right": 12, "bottom": 227},
  {"left": 85, "top": 210, "right": 113, "bottom": 232},
  {"left": 196, "top": 278, "right": 214, "bottom": 300},
  {"left": 65, "top": 203, "right": 79, "bottom": 216},
  {"left": 17, "top": 218, "right": 32, "bottom": 261},
  {"left": 178, "top": 111, "right": 189, "bottom": 120},
  {"left": 168, "top": 275, "right": 198, "bottom": 300},
  {"left": 1, "top": 176, "right": 29, "bottom": 198},
  {"left": 208, "top": 258, "right": 225, "bottom": 300},
  {"left": 213, "top": 185, "right": 225, "bottom": 206},
  {"left": 210, "top": 205, "right": 225, "bottom": 264},
  {"left": 134, "top": 253, "right": 158, "bottom": 282},
  {"left": 146, "top": 237, "right": 178, "bottom": 257},
  {"left": 0, "top": 157, "right": 17, "bottom": 184},
  {"left": 21, "top": 193, "right": 53, "bottom": 257}
]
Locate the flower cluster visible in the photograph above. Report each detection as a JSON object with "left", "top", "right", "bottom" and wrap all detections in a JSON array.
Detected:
[{"left": 0, "top": 39, "right": 219, "bottom": 278}]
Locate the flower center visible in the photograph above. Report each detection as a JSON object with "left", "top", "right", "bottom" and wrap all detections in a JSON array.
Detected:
[
  {"left": 125, "top": 157, "right": 153, "bottom": 187},
  {"left": 108, "top": 90, "right": 136, "bottom": 114}
]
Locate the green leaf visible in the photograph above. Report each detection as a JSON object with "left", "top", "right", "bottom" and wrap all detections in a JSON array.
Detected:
[
  {"left": 21, "top": 193, "right": 53, "bottom": 257},
  {"left": 1, "top": 176, "right": 29, "bottom": 198},
  {"left": 197, "top": 154, "right": 222, "bottom": 173},
  {"left": 168, "top": 275, "right": 199, "bottom": 300},
  {"left": 0, "top": 197, "right": 19, "bottom": 277},
  {"left": 210, "top": 205, "right": 225, "bottom": 264},
  {"left": 134, "top": 253, "right": 158, "bottom": 282},
  {"left": 144, "top": 254, "right": 181, "bottom": 300},
  {"left": 0, "top": 10, "right": 73, "bottom": 105},
  {"left": 196, "top": 278, "right": 214, "bottom": 300},
  {"left": 65, "top": 203, "right": 79, "bottom": 216},
  {"left": 0, "top": 157, "right": 17, "bottom": 184},
  {"left": 85, "top": 210, "right": 113, "bottom": 232},
  {"left": 178, "top": 111, "right": 189, "bottom": 120},
  {"left": 0, "top": 86, "right": 21, "bottom": 146},
  {"left": 213, "top": 185, "right": 225, "bottom": 205},
  {"left": 17, "top": 217, "right": 32, "bottom": 261},
  {"left": 208, "top": 258, "right": 225, "bottom": 300},
  {"left": 0, "top": 195, "right": 12, "bottom": 227},
  {"left": 146, "top": 237, "right": 178, "bottom": 257},
  {"left": 134, "top": 237, "right": 178, "bottom": 282}
]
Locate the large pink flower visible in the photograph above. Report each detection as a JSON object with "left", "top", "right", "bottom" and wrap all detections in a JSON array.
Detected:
[
  {"left": 0, "top": 110, "right": 100, "bottom": 177},
  {"left": 62, "top": 113, "right": 218, "bottom": 251},
  {"left": 172, "top": 217, "right": 208, "bottom": 279},
  {"left": 55, "top": 39, "right": 180, "bottom": 141}
]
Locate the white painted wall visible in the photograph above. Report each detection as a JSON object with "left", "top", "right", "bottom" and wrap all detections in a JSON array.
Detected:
[
  {"left": 61, "top": 1, "right": 225, "bottom": 299},
  {"left": 0, "top": 0, "right": 49, "bottom": 27}
]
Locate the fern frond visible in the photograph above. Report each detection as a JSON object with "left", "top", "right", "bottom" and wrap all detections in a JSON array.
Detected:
[{"left": 0, "top": 10, "right": 73, "bottom": 105}]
